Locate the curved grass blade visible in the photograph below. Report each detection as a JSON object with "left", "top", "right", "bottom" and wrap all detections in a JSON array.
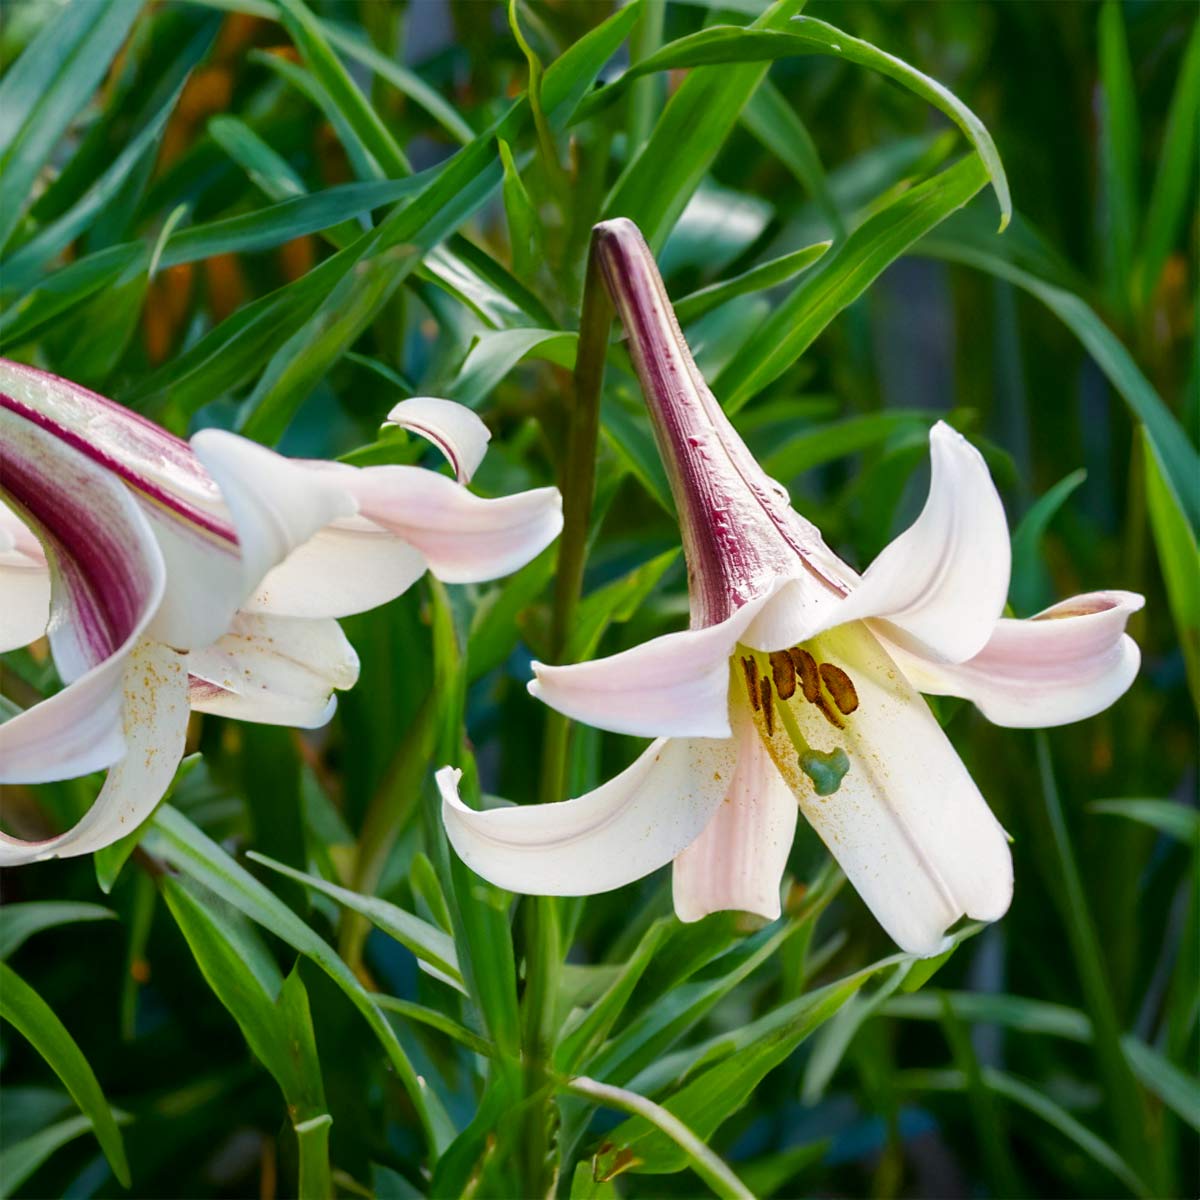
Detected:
[
  {"left": 0, "top": 902, "right": 116, "bottom": 961},
  {"left": 1009, "top": 468, "right": 1088, "bottom": 616},
  {"left": 0, "top": 963, "right": 130, "bottom": 1187},
  {"left": 564, "top": 1076, "right": 754, "bottom": 1199},
  {"left": 585, "top": 17, "right": 1010, "bottom": 231}
]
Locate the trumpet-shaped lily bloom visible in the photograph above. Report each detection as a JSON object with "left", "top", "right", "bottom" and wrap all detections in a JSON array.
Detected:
[
  {"left": 0, "top": 361, "right": 562, "bottom": 864},
  {"left": 439, "top": 218, "right": 1143, "bottom": 957}
]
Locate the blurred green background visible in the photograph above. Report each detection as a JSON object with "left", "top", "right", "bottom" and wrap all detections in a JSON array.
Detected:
[{"left": 0, "top": 1, "right": 1195, "bottom": 1197}]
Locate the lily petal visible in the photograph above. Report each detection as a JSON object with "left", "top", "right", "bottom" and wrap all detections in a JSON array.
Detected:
[
  {"left": 529, "top": 589, "right": 776, "bottom": 739},
  {"left": 887, "top": 590, "right": 1144, "bottom": 728},
  {"left": 190, "top": 430, "right": 359, "bottom": 601},
  {"left": 344, "top": 465, "right": 562, "bottom": 584},
  {"left": 765, "top": 623, "right": 1012, "bottom": 957},
  {"left": 0, "top": 409, "right": 165, "bottom": 780},
  {"left": 672, "top": 700, "right": 797, "bottom": 923},
  {"left": 246, "top": 519, "right": 428, "bottom": 619},
  {"left": 0, "top": 641, "right": 188, "bottom": 863},
  {"left": 831, "top": 423, "right": 1011, "bottom": 663},
  {"left": 188, "top": 612, "right": 360, "bottom": 728},
  {"left": 0, "top": 500, "right": 50, "bottom": 652},
  {"left": 438, "top": 736, "right": 733, "bottom": 896},
  {"left": 385, "top": 396, "right": 491, "bottom": 484}
]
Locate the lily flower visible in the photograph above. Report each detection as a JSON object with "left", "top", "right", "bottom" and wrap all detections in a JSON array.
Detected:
[
  {"left": 0, "top": 362, "right": 562, "bottom": 865},
  {"left": 439, "top": 218, "right": 1143, "bottom": 957}
]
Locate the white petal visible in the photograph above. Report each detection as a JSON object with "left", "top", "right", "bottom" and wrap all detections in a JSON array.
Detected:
[
  {"left": 246, "top": 519, "right": 428, "bottom": 619},
  {"left": 385, "top": 396, "right": 491, "bottom": 484},
  {"left": 672, "top": 699, "right": 797, "bottom": 923},
  {"left": 529, "top": 588, "right": 776, "bottom": 739},
  {"left": 438, "top": 736, "right": 733, "bottom": 896},
  {"left": 0, "top": 499, "right": 50, "bottom": 651},
  {"left": 831, "top": 423, "right": 1011, "bottom": 663},
  {"left": 765, "top": 623, "right": 1012, "bottom": 957},
  {"left": 0, "top": 641, "right": 189, "bottom": 863},
  {"left": 0, "top": 408, "right": 166, "bottom": 782},
  {"left": 345, "top": 465, "right": 562, "bottom": 584},
  {"left": 886, "top": 590, "right": 1144, "bottom": 728},
  {"left": 188, "top": 612, "right": 360, "bottom": 729},
  {"left": 190, "top": 430, "right": 358, "bottom": 601}
]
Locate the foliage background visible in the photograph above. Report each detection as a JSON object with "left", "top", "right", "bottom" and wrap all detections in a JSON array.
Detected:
[{"left": 0, "top": 0, "right": 1196, "bottom": 1197}]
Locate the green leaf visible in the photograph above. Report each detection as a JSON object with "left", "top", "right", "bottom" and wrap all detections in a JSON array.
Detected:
[
  {"left": 1097, "top": 1, "right": 1139, "bottom": 312},
  {"left": 602, "top": 0, "right": 805, "bottom": 250},
  {"left": 162, "top": 877, "right": 333, "bottom": 1197},
  {"left": 920, "top": 226, "right": 1200, "bottom": 528},
  {"left": 498, "top": 138, "right": 540, "bottom": 282},
  {"left": 1141, "top": 428, "right": 1200, "bottom": 704},
  {"left": 591, "top": 962, "right": 890, "bottom": 1177},
  {"left": 466, "top": 544, "right": 557, "bottom": 682},
  {"left": 0, "top": 902, "right": 116, "bottom": 961},
  {"left": 277, "top": 0, "right": 410, "bottom": 178},
  {"left": 717, "top": 154, "right": 989, "bottom": 411},
  {"left": 1138, "top": 21, "right": 1200, "bottom": 310},
  {"left": 143, "top": 805, "right": 443, "bottom": 1152},
  {"left": 0, "top": 1112, "right": 130, "bottom": 1200},
  {"left": 760, "top": 410, "right": 939, "bottom": 481},
  {"left": 567, "top": 550, "right": 679, "bottom": 662},
  {"left": 1009, "top": 468, "right": 1088, "bottom": 616},
  {"left": 673, "top": 241, "right": 831, "bottom": 327},
  {"left": 564, "top": 1076, "right": 754, "bottom": 1199},
  {"left": 450, "top": 327, "right": 577, "bottom": 407},
  {"left": 246, "top": 850, "right": 464, "bottom": 990},
  {"left": 0, "top": 963, "right": 130, "bottom": 1187},
  {"left": 1090, "top": 798, "right": 1200, "bottom": 845},
  {"left": 591, "top": 17, "right": 1010, "bottom": 232},
  {"left": 0, "top": 0, "right": 142, "bottom": 251},
  {"left": 375, "top": 995, "right": 495, "bottom": 1057},
  {"left": 555, "top": 918, "right": 674, "bottom": 1074}
]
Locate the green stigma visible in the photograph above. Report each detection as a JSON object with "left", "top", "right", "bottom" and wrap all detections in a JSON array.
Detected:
[{"left": 799, "top": 748, "right": 850, "bottom": 796}]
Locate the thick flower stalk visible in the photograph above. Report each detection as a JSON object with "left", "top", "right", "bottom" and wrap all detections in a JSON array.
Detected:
[
  {"left": 440, "top": 219, "right": 1143, "bottom": 957},
  {"left": 0, "top": 361, "right": 562, "bottom": 865}
]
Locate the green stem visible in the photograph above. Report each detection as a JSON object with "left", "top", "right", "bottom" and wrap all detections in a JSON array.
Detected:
[
  {"left": 1034, "top": 733, "right": 1161, "bottom": 1193},
  {"left": 518, "top": 230, "right": 613, "bottom": 1198}
]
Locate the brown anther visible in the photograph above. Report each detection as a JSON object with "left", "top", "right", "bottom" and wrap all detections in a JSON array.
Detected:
[
  {"left": 769, "top": 650, "right": 796, "bottom": 700},
  {"left": 814, "top": 694, "right": 845, "bottom": 729},
  {"left": 819, "top": 662, "right": 859, "bottom": 715},
  {"left": 740, "top": 656, "right": 761, "bottom": 710},
  {"left": 760, "top": 678, "right": 775, "bottom": 737},
  {"left": 790, "top": 646, "right": 820, "bottom": 702}
]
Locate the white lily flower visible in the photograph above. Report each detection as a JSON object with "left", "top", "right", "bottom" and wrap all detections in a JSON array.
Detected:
[
  {"left": 439, "top": 218, "right": 1143, "bottom": 957},
  {"left": 0, "top": 361, "right": 562, "bottom": 865}
]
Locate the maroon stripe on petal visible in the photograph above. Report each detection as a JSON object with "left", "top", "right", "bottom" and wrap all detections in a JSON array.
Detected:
[
  {"left": 0, "top": 444, "right": 152, "bottom": 661},
  {"left": 0, "top": 382, "right": 237, "bottom": 546}
]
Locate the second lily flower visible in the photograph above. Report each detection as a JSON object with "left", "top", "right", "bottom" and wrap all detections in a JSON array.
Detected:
[{"left": 440, "top": 219, "right": 1143, "bottom": 957}]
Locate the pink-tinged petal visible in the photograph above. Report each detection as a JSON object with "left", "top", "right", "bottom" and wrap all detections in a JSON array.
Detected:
[
  {"left": 529, "top": 588, "right": 777, "bottom": 739},
  {"left": 438, "top": 736, "right": 733, "bottom": 896},
  {"left": 765, "top": 623, "right": 1012, "bottom": 957},
  {"left": 385, "top": 396, "right": 491, "bottom": 484},
  {"left": 672, "top": 700, "right": 797, "bottom": 923},
  {"left": 0, "top": 499, "right": 50, "bottom": 652},
  {"left": 0, "top": 360, "right": 253, "bottom": 653},
  {"left": 246, "top": 519, "right": 428, "bottom": 619},
  {"left": 0, "top": 642, "right": 188, "bottom": 864},
  {"left": 190, "top": 431, "right": 358, "bottom": 600},
  {"left": 188, "top": 613, "right": 360, "bottom": 729},
  {"left": 831, "top": 423, "right": 1011, "bottom": 663},
  {"left": 887, "top": 590, "right": 1144, "bottom": 728},
  {"left": 344, "top": 465, "right": 562, "bottom": 584},
  {"left": 0, "top": 408, "right": 165, "bottom": 782}
]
